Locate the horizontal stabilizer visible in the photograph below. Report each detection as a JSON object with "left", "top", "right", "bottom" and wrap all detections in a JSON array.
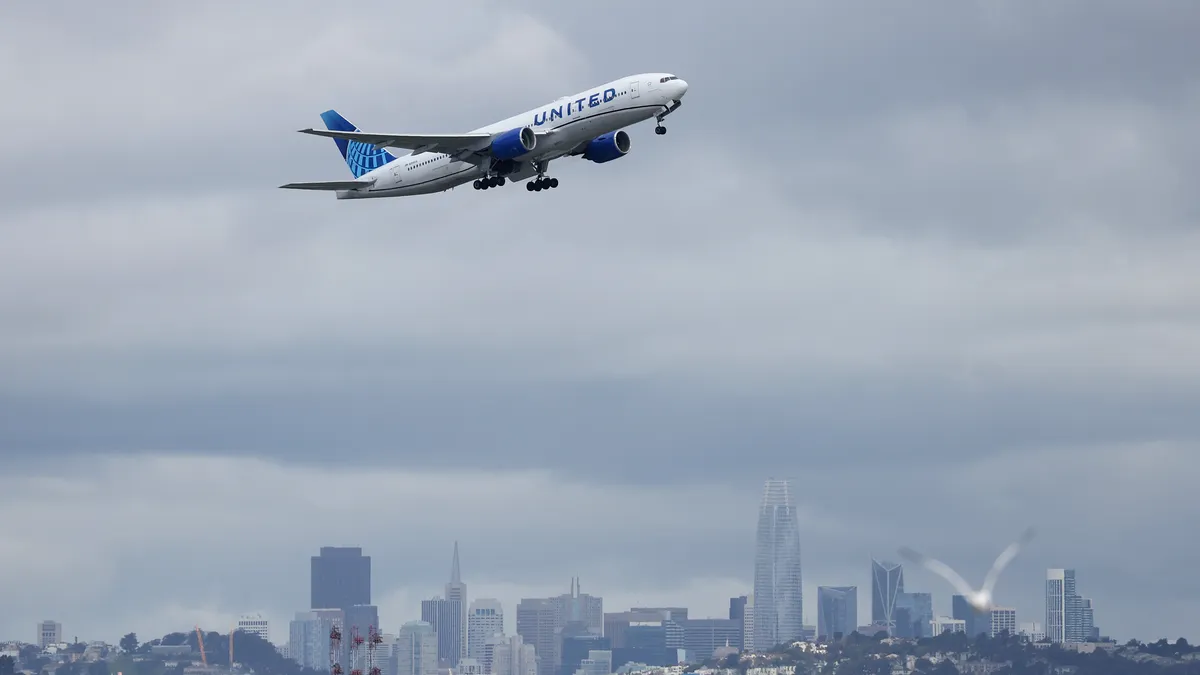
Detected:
[{"left": 278, "top": 179, "right": 374, "bottom": 191}]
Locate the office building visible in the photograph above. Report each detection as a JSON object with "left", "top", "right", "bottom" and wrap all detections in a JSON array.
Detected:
[
  {"left": 752, "top": 478, "right": 804, "bottom": 650},
  {"left": 492, "top": 635, "right": 537, "bottom": 675},
  {"left": 469, "top": 599, "right": 505, "bottom": 660},
  {"left": 990, "top": 608, "right": 1016, "bottom": 637},
  {"left": 395, "top": 621, "right": 438, "bottom": 675},
  {"left": 680, "top": 619, "right": 742, "bottom": 661},
  {"left": 421, "top": 597, "right": 463, "bottom": 667},
  {"left": 729, "top": 596, "right": 748, "bottom": 623},
  {"left": 952, "top": 595, "right": 991, "bottom": 638},
  {"left": 893, "top": 592, "right": 932, "bottom": 639},
  {"left": 816, "top": 587, "right": 857, "bottom": 641},
  {"left": 312, "top": 547, "right": 371, "bottom": 610},
  {"left": 446, "top": 543, "right": 469, "bottom": 661},
  {"left": 290, "top": 609, "right": 344, "bottom": 671},
  {"left": 931, "top": 617, "right": 966, "bottom": 635},
  {"left": 1019, "top": 622, "right": 1046, "bottom": 642},
  {"left": 237, "top": 614, "right": 271, "bottom": 642},
  {"left": 870, "top": 559, "right": 903, "bottom": 634},
  {"left": 516, "top": 579, "right": 602, "bottom": 675},
  {"left": 1047, "top": 568, "right": 1093, "bottom": 643},
  {"left": 38, "top": 621, "right": 62, "bottom": 649}
]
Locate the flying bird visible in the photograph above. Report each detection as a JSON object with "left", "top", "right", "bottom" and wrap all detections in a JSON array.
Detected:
[{"left": 897, "top": 527, "right": 1036, "bottom": 612}]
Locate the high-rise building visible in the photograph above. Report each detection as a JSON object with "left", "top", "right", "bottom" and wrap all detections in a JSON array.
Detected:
[
  {"left": 237, "top": 614, "right": 271, "bottom": 642},
  {"left": 752, "top": 478, "right": 804, "bottom": 650},
  {"left": 312, "top": 547, "right": 371, "bottom": 611},
  {"left": 516, "top": 598, "right": 557, "bottom": 675},
  {"left": 37, "top": 620, "right": 62, "bottom": 648},
  {"left": 395, "top": 621, "right": 438, "bottom": 675},
  {"left": 469, "top": 599, "right": 505, "bottom": 660},
  {"left": 516, "top": 579, "right": 602, "bottom": 675},
  {"left": 1081, "top": 598, "right": 1096, "bottom": 642},
  {"left": 1046, "top": 568, "right": 1091, "bottom": 643},
  {"left": 447, "top": 542, "right": 469, "bottom": 661},
  {"left": 870, "top": 559, "right": 903, "bottom": 634},
  {"left": 492, "top": 635, "right": 537, "bottom": 675},
  {"left": 679, "top": 619, "right": 742, "bottom": 661},
  {"left": 421, "top": 597, "right": 463, "bottom": 667},
  {"left": 990, "top": 608, "right": 1016, "bottom": 637},
  {"left": 893, "top": 592, "right": 933, "bottom": 639},
  {"left": 816, "top": 587, "right": 857, "bottom": 641},
  {"left": 346, "top": 605, "right": 381, "bottom": 643},
  {"left": 290, "top": 609, "right": 344, "bottom": 670},
  {"left": 629, "top": 609, "right": 685, "bottom": 651},
  {"left": 728, "top": 596, "right": 748, "bottom": 623},
  {"left": 952, "top": 595, "right": 991, "bottom": 638},
  {"left": 741, "top": 594, "right": 754, "bottom": 651}
]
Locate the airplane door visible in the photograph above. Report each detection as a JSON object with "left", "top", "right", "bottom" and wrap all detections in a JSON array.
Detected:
[{"left": 630, "top": 80, "right": 639, "bottom": 99}]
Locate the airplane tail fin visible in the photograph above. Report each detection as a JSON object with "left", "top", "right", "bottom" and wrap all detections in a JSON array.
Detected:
[{"left": 319, "top": 110, "right": 402, "bottom": 178}]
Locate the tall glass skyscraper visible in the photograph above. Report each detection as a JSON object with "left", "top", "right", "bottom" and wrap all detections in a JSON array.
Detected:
[
  {"left": 751, "top": 478, "right": 803, "bottom": 650},
  {"left": 870, "top": 558, "right": 904, "bottom": 634},
  {"left": 816, "top": 586, "right": 857, "bottom": 640}
]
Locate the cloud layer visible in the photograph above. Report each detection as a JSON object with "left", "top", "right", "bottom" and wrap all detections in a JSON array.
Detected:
[{"left": 2, "top": 0, "right": 1199, "bottom": 646}]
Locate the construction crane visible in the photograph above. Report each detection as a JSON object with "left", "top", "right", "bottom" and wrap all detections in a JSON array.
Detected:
[{"left": 194, "top": 626, "right": 207, "bottom": 667}]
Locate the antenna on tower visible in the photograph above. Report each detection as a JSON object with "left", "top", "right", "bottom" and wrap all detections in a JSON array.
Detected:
[
  {"left": 367, "top": 626, "right": 383, "bottom": 675},
  {"left": 330, "top": 624, "right": 343, "bottom": 675},
  {"left": 349, "top": 626, "right": 364, "bottom": 675}
]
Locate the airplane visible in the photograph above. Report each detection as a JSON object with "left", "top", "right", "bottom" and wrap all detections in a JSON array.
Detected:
[{"left": 280, "top": 72, "right": 688, "bottom": 199}]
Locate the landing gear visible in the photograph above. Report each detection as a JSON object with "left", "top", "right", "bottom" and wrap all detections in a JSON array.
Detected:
[
  {"left": 526, "top": 176, "right": 559, "bottom": 191},
  {"left": 473, "top": 176, "right": 505, "bottom": 190},
  {"left": 655, "top": 99, "right": 680, "bottom": 136},
  {"left": 526, "top": 160, "right": 558, "bottom": 192}
]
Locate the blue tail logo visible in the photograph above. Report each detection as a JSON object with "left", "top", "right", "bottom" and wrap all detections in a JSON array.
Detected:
[{"left": 319, "top": 110, "right": 401, "bottom": 178}]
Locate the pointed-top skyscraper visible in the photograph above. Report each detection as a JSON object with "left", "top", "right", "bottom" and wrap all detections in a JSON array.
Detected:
[
  {"left": 752, "top": 478, "right": 803, "bottom": 650},
  {"left": 446, "top": 542, "right": 468, "bottom": 660}
]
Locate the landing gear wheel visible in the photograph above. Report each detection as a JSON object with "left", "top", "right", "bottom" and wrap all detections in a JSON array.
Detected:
[
  {"left": 528, "top": 176, "right": 559, "bottom": 192},
  {"left": 655, "top": 125, "right": 667, "bottom": 135},
  {"left": 473, "top": 180, "right": 482, "bottom": 190},
  {"left": 549, "top": 178, "right": 559, "bottom": 188},
  {"left": 526, "top": 181, "right": 536, "bottom": 192}
]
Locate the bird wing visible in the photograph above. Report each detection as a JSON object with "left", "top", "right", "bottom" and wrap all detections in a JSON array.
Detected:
[
  {"left": 982, "top": 527, "right": 1036, "bottom": 594},
  {"left": 897, "top": 546, "right": 978, "bottom": 597}
]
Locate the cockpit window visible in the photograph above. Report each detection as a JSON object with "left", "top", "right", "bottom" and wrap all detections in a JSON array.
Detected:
[{"left": 659, "top": 76, "right": 679, "bottom": 83}]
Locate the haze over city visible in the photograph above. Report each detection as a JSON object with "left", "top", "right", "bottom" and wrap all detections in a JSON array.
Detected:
[{"left": 2, "top": 0, "right": 1199, "bottom": 652}]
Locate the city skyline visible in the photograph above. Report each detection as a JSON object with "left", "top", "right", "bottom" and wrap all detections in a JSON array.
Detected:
[
  {"left": 3, "top": 0, "right": 1198, "bottom": 653},
  {"left": 5, "top": 506, "right": 1120, "bottom": 648}
]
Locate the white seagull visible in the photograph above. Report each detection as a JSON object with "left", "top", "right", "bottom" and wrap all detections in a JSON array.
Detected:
[{"left": 897, "top": 527, "right": 1036, "bottom": 612}]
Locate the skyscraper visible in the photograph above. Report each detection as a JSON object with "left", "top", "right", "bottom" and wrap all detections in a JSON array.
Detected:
[
  {"left": 751, "top": 478, "right": 804, "bottom": 650},
  {"left": 446, "top": 542, "right": 468, "bottom": 661},
  {"left": 312, "top": 547, "right": 371, "bottom": 610},
  {"left": 990, "top": 608, "right": 1016, "bottom": 637},
  {"left": 870, "top": 558, "right": 904, "bottom": 633},
  {"left": 729, "top": 596, "right": 748, "bottom": 623},
  {"left": 816, "top": 587, "right": 857, "bottom": 640},
  {"left": 1046, "top": 568, "right": 1089, "bottom": 643},
  {"left": 421, "top": 597, "right": 463, "bottom": 667},
  {"left": 468, "top": 599, "right": 504, "bottom": 660},
  {"left": 395, "top": 621, "right": 438, "bottom": 675},
  {"left": 951, "top": 595, "right": 990, "bottom": 638}
]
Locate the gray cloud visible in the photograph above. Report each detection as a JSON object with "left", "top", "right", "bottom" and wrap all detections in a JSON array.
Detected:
[{"left": 1, "top": 0, "right": 1198, "bottom": 647}]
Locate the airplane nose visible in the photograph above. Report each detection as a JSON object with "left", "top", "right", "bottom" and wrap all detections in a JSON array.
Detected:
[{"left": 674, "top": 79, "right": 689, "bottom": 97}]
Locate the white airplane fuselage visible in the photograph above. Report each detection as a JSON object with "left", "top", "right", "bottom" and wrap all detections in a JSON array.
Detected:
[{"left": 333, "top": 73, "right": 687, "bottom": 199}]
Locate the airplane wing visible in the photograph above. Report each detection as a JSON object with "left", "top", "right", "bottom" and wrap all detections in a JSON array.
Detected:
[
  {"left": 298, "top": 128, "right": 492, "bottom": 155},
  {"left": 278, "top": 179, "right": 374, "bottom": 191},
  {"left": 298, "top": 128, "right": 556, "bottom": 158}
]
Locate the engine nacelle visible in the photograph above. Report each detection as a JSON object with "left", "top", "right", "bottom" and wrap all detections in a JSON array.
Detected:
[
  {"left": 582, "top": 130, "right": 631, "bottom": 164},
  {"left": 490, "top": 126, "right": 537, "bottom": 160}
]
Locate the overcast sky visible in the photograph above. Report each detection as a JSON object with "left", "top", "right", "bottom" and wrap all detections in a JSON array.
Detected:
[{"left": 2, "top": 0, "right": 1199, "bottom": 648}]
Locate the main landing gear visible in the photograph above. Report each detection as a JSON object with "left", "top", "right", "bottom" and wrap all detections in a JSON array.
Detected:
[
  {"left": 473, "top": 176, "right": 505, "bottom": 190},
  {"left": 527, "top": 176, "right": 559, "bottom": 191},
  {"left": 655, "top": 125, "right": 667, "bottom": 135},
  {"left": 526, "top": 161, "right": 558, "bottom": 192}
]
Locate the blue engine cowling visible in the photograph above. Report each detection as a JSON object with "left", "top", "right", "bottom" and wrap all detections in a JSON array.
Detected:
[
  {"left": 490, "top": 126, "right": 537, "bottom": 160},
  {"left": 582, "top": 130, "right": 631, "bottom": 163}
]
